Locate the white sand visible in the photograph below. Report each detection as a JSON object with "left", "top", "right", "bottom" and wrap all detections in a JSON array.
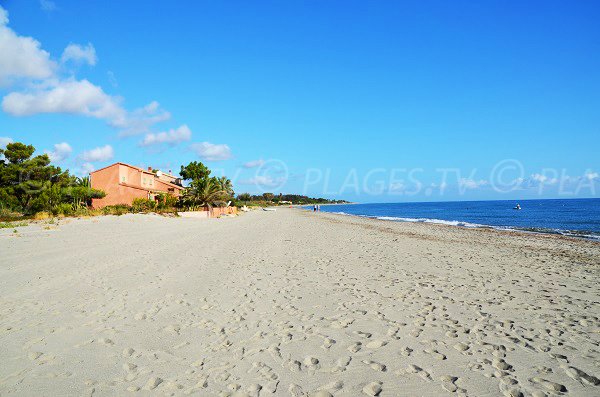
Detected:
[{"left": 1, "top": 209, "right": 599, "bottom": 396}]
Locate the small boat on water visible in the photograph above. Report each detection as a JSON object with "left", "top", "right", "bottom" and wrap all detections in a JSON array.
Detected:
[
  {"left": 263, "top": 208, "right": 276, "bottom": 212},
  {"left": 513, "top": 203, "right": 522, "bottom": 210}
]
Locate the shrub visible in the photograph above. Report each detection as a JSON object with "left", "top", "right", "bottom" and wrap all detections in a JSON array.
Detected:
[
  {"left": 52, "top": 203, "right": 74, "bottom": 216},
  {"left": 102, "top": 204, "right": 132, "bottom": 216},
  {"left": 132, "top": 198, "right": 157, "bottom": 212},
  {"left": 72, "top": 207, "right": 91, "bottom": 217},
  {"left": 87, "top": 208, "right": 104, "bottom": 217},
  {"left": 155, "top": 193, "right": 178, "bottom": 210},
  {"left": 33, "top": 211, "right": 51, "bottom": 220},
  {"left": 0, "top": 206, "right": 22, "bottom": 221}
]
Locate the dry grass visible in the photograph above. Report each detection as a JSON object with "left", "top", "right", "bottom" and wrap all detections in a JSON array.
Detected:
[{"left": 33, "top": 212, "right": 51, "bottom": 220}]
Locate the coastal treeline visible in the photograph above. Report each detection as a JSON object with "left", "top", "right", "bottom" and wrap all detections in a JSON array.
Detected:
[
  {"left": 0, "top": 142, "right": 105, "bottom": 218},
  {"left": 236, "top": 192, "right": 348, "bottom": 206}
]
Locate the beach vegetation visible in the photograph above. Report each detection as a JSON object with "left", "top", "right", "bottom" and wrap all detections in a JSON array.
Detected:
[
  {"left": 237, "top": 193, "right": 251, "bottom": 204},
  {"left": 236, "top": 193, "right": 349, "bottom": 206},
  {"left": 131, "top": 194, "right": 179, "bottom": 214},
  {"left": 0, "top": 204, "right": 22, "bottom": 221},
  {"left": 0, "top": 221, "right": 28, "bottom": 229},
  {"left": 102, "top": 204, "right": 132, "bottom": 216},
  {"left": 51, "top": 203, "right": 74, "bottom": 216},
  {"left": 179, "top": 161, "right": 235, "bottom": 210},
  {"left": 180, "top": 161, "right": 211, "bottom": 182},
  {"left": 0, "top": 141, "right": 106, "bottom": 216},
  {"left": 33, "top": 211, "right": 51, "bottom": 220}
]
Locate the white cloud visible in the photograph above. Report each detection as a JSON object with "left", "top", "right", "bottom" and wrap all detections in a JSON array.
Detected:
[
  {"left": 80, "top": 144, "right": 114, "bottom": 162},
  {"left": 243, "top": 159, "right": 265, "bottom": 168},
  {"left": 458, "top": 178, "right": 488, "bottom": 189},
  {"left": 2, "top": 79, "right": 125, "bottom": 121},
  {"left": 140, "top": 124, "right": 192, "bottom": 147},
  {"left": 40, "top": 0, "right": 57, "bottom": 12},
  {"left": 45, "top": 142, "right": 72, "bottom": 162},
  {"left": 0, "top": 136, "right": 13, "bottom": 147},
  {"left": 190, "top": 142, "right": 232, "bottom": 161},
  {"left": 113, "top": 101, "right": 171, "bottom": 136},
  {"left": 0, "top": 6, "right": 56, "bottom": 85},
  {"left": 2, "top": 79, "right": 169, "bottom": 135},
  {"left": 61, "top": 43, "right": 97, "bottom": 66}
]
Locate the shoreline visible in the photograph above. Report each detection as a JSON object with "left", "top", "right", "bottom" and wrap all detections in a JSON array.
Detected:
[
  {"left": 310, "top": 210, "right": 600, "bottom": 256},
  {"left": 297, "top": 205, "right": 600, "bottom": 242}
]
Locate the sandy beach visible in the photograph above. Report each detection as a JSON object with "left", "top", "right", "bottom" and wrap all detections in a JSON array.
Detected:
[{"left": 1, "top": 209, "right": 599, "bottom": 396}]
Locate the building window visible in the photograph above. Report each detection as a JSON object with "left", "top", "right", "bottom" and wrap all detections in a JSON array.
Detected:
[{"left": 122, "top": 176, "right": 126, "bottom": 182}]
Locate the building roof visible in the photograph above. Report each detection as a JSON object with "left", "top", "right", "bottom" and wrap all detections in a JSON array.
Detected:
[
  {"left": 90, "top": 162, "right": 151, "bottom": 175},
  {"left": 154, "top": 178, "right": 184, "bottom": 190},
  {"left": 90, "top": 162, "right": 176, "bottom": 178}
]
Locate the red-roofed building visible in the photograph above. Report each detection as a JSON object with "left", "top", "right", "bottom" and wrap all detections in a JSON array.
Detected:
[{"left": 90, "top": 162, "right": 184, "bottom": 208}]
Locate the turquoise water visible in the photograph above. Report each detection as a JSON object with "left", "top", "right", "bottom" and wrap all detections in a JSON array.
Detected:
[{"left": 310, "top": 198, "right": 600, "bottom": 240}]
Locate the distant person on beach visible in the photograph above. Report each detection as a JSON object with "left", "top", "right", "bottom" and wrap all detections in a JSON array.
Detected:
[{"left": 313, "top": 205, "right": 317, "bottom": 212}]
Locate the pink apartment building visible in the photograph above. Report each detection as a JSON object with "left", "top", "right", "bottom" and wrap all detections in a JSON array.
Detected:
[{"left": 90, "top": 162, "right": 184, "bottom": 208}]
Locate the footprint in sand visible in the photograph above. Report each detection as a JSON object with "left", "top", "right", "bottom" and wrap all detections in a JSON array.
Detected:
[
  {"left": 362, "top": 381, "right": 382, "bottom": 396},
  {"left": 122, "top": 347, "right": 135, "bottom": 357},
  {"left": 348, "top": 342, "right": 362, "bottom": 353},
  {"left": 423, "top": 348, "right": 446, "bottom": 360},
  {"left": 529, "top": 377, "right": 567, "bottom": 393},
  {"left": 144, "top": 377, "right": 163, "bottom": 390},
  {"left": 439, "top": 375, "right": 460, "bottom": 393},
  {"left": 403, "top": 364, "right": 432, "bottom": 381},
  {"left": 453, "top": 342, "right": 470, "bottom": 352},
  {"left": 321, "top": 338, "right": 336, "bottom": 349},
  {"left": 560, "top": 364, "right": 599, "bottom": 386},
  {"left": 399, "top": 346, "right": 413, "bottom": 356},
  {"left": 366, "top": 340, "right": 387, "bottom": 349},
  {"left": 362, "top": 360, "right": 386, "bottom": 372}
]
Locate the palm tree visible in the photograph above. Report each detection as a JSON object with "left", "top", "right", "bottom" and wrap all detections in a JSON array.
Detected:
[
  {"left": 183, "top": 177, "right": 222, "bottom": 210},
  {"left": 216, "top": 176, "right": 234, "bottom": 198},
  {"left": 75, "top": 176, "right": 90, "bottom": 187}
]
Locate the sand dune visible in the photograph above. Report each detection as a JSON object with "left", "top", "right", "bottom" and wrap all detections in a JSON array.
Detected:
[{"left": 1, "top": 209, "right": 599, "bottom": 396}]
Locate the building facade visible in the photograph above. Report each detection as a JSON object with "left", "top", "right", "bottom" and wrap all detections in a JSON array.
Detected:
[{"left": 90, "top": 163, "right": 183, "bottom": 208}]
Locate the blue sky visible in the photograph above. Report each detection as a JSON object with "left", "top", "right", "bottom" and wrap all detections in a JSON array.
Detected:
[{"left": 0, "top": 0, "right": 599, "bottom": 202}]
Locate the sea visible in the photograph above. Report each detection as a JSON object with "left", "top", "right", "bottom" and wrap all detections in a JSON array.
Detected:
[{"left": 308, "top": 198, "right": 600, "bottom": 241}]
